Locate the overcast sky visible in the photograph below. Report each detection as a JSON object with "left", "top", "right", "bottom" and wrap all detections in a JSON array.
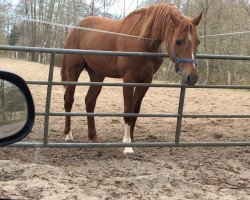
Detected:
[
  {"left": 110, "top": 0, "right": 143, "bottom": 16},
  {"left": 86, "top": 0, "right": 144, "bottom": 17}
]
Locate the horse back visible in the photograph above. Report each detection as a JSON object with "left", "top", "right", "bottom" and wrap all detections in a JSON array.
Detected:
[{"left": 64, "top": 16, "right": 163, "bottom": 79}]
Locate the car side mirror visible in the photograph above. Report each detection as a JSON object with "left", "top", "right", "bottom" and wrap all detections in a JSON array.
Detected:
[{"left": 0, "top": 71, "right": 35, "bottom": 146}]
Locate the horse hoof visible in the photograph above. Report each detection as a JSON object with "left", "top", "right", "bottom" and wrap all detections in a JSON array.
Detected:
[
  {"left": 90, "top": 137, "right": 98, "bottom": 142},
  {"left": 65, "top": 131, "right": 74, "bottom": 141},
  {"left": 88, "top": 133, "right": 97, "bottom": 142},
  {"left": 123, "top": 147, "right": 134, "bottom": 154}
]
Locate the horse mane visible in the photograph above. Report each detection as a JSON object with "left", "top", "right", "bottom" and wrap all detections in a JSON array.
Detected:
[{"left": 123, "top": 4, "right": 195, "bottom": 44}]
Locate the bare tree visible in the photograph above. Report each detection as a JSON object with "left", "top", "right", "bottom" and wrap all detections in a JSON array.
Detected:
[{"left": 241, "top": 0, "right": 250, "bottom": 15}]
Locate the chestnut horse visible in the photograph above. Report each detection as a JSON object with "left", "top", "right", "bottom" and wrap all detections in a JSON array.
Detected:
[{"left": 61, "top": 3, "right": 202, "bottom": 154}]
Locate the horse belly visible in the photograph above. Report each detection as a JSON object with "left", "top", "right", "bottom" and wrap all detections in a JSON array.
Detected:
[{"left": 84, "top": 55, "right": 121, "bottom": 78}]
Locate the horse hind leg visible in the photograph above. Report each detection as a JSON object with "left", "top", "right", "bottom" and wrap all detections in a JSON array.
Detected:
[
  {"left": 64, "top": 84, "right": 76, "bottom": 141},
  {"left": 85, "top": 70, "right": 104, "bottom": 141},
  {"left": 63, "top": 57, "right": 84, "bottom": 141}
]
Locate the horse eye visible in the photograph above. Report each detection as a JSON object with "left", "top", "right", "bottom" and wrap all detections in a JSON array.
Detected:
[{"left": 176, "top": 40, "right": 183, "bottom": 46}]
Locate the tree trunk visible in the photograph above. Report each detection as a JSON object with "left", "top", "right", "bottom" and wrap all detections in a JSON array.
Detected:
[
  {"left": 203, "top": 59, "right": 210, "bottom": 85},
  {"left": 165, "top": 62, "right": 173, "bottom": 81},
  {"left": 227, "top": 71, "right": 232, "bottom": 85},
  {"left": 202, "top": 0, "right": 210, "bottom": 85}
]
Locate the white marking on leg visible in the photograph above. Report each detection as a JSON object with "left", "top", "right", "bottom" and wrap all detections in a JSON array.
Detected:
[
  {"left": 123, "top": 124, "right": 134, "bottom": 154},
  {"left": 65, "top": 130, "right": 74, "bottom": 141}
]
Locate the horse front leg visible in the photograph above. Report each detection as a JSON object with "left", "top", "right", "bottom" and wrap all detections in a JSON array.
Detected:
[
  {"left": 130, "top": 85, "right": 150, "bottom": 140},
  {"left": 122, "top": 81, "right": 135, "bottom": 154}
]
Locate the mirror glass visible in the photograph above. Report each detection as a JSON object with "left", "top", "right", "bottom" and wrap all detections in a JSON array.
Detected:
[{"left": 0, "top": 79, "right": 27, "bottom": 139}]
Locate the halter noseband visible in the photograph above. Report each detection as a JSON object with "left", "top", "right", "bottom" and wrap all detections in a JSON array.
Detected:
[
  {"left": 172, "top": 51, "right": 196, "bottom": 73},
  {"left": 173, "top": 51, "right": 196, "bottom": 64}
]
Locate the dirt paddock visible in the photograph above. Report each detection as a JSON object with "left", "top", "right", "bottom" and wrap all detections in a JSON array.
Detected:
[{"left": 0, "top": 58, "right": 249, "bottom": 200}]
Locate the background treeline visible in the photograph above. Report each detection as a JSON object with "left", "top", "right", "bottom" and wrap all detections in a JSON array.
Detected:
[{"left": 0, "top": 0, "right": 249, "bottom": 85}]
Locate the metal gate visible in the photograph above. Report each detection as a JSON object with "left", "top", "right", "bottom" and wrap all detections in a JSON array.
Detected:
[{"left": 1, "top": 45, "right": 250, "bottom": 148}]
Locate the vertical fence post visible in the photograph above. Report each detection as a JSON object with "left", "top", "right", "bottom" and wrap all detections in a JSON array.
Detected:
[
  {"left": 175, "top": 85, "right": 186, "bottom": 144},
  {"left": 43, "top": 52, "right": 55, "bottom": 145}
]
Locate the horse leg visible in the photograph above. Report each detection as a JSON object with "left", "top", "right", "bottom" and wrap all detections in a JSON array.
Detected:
[
  {"left": 64, "top": 63, "right": 83, "bottom": 141},
  {"left": 122, "top": 75, "right": 135, "bottom": 154},
  {"left": 85, "top": 70, "right": 105, "bottom": 141},
  {"left": 130, "top": 85, "right": 150, "bottom": 140}
]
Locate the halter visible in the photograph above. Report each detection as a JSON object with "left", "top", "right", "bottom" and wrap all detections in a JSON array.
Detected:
[
  {"left": 172, "top": 51, "right": 196, "bottom": 64},
  {"left": 172, "top": 51, "right": 196, "bottom": 73}
]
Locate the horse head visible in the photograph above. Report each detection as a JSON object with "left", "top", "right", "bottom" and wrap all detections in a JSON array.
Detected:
[{"left": 168, "top": 12, "right": 202, "bottom": 86}]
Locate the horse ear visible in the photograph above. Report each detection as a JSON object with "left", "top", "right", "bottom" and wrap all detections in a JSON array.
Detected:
[
  {"left": 170, "top": 12, "right": 180, "bottom": 26},
  {"left": 193, "top": 12, "right": 202, "bottom": 26}
]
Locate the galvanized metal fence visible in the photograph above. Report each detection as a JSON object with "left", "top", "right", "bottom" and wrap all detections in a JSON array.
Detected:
[{"left": 1, "top": 45, "right": 250, "bottom": 148}]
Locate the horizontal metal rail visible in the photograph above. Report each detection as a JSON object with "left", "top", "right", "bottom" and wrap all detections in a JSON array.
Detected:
[
  {"left": 1, "top": 45, "right": 250, "bottom": 60},
  {"left": 26, "top": 80, "right": 250, "bottom": 89},
  {"left": 35, "top": 112, "right": 250, "bottom": 118},
  {"left": 10, "top": 141, "right": 250, "bottom": 148}
]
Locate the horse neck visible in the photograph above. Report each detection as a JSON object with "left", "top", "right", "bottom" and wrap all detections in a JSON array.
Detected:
[
  {"left": 139, "top": 25, "right": 173, "bottom": 53},
  {"left": 121, "top": 5, "right": 182, "bottom": 52},
  {"left": 148, "top": 39, "right": 164, "bottom": 52}
]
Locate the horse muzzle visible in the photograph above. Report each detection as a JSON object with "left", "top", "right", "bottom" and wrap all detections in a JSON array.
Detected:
[
  {"left": 172, "top": 52, "right": 198, "bottom": 86},
  {"left": 175, "top": 62, "right": 199, "bottom": 86},
  {"left": 182, "top": 73, "right": 199, "bottom": 86}
]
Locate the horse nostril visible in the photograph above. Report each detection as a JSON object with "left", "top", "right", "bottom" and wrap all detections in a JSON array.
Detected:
[{"left": 175, "top": 65, "right": 180, "bottom": 74}]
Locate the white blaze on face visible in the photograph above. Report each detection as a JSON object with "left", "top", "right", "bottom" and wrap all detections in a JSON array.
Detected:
[
  {"left": 188, "top": 32, "right": 192, "bottom": 41},
  {"left": 123, "top": 124, "right": 134, "bottom": 154},
  {"left": 192, "top": 52, "right": 196, "bottom": 68},
  {"left": 188, "top": 33, "right": 196, "bottom": 69}
]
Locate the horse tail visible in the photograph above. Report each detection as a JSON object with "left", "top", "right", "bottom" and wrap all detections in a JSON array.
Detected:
[{"left": 61, "top": 54, "right": 67, "bottom": 87}]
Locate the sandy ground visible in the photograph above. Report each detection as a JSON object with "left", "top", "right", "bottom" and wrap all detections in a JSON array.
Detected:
[{"left": 0, "top": 58, "right": 249, "bottom": 200}]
